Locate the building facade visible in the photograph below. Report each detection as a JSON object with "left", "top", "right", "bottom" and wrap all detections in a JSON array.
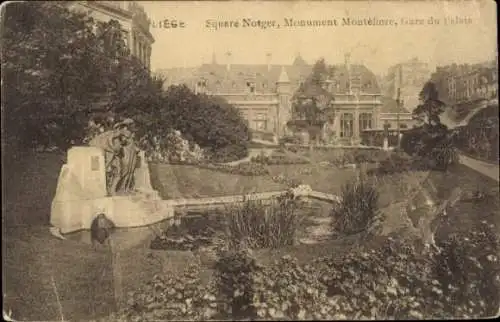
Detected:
[
  {"left": 431, "top": 60, "right": 498, "bottom": 108},
  {"left": 382, "top": 57, "right": 432, "bottom": 112},
  {"left": 70, "top": 1, "right": 154, "bottom": 69},
  {"left": 158, "top": 53, "right": 404, "bottom": 144}
]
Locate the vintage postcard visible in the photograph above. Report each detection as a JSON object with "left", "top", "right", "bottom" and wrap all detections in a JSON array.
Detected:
[{"left": 2, "top": 0, "right": 499, "bottom": 320}]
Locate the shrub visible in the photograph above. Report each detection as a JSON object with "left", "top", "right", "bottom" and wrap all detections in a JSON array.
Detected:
[
  {"left": 115, "top": 264, "right": 221, "bottom": 321},
  {"left": 118, "top": 224, "right": 500, "bottom": 320},
  {"left": 434, "top": 222, "right": 500, "bottom": 317},
  {"left": 214, "top": 247, "right": 261, "bottom": 319},
  {"left": 252, "top": 255, "right": 335, "bottom": 320},
  {"left": 428, "top": 138, "right": 459, "bottom": 171},
  {"left": 250, "top": 152, "right": 309, "bottom": 165},
  {"left": 331, "top": 175, "right": 380, "bottom": 235},
  {"left": 224, "top": 195, "right": 302, "bottom": 250}
]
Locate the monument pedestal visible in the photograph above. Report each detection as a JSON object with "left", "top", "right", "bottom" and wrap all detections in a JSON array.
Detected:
[{"left": 50, "top": 147, "right": 174, "bottom": 235}]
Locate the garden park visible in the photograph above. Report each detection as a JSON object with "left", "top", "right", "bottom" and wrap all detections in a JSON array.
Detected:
[{"left": 2, "top": 2, "right": 499, "bottom": 321}]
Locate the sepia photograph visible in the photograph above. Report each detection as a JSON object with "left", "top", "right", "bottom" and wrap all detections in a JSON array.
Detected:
[{"left": 1, "top": 0, "right": 499, "bottom": 320}]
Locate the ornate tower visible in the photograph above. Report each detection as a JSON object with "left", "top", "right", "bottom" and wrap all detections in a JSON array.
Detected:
[{"left": 276, "top": 66, "right": 292, "bottom": 138}]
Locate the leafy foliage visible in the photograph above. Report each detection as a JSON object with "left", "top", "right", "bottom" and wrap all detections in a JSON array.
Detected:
[
  {"left": 115, "top": 217, "right": 500, "bottom": 321},
  {"left": 413, "top": 81, "right": 446, "bottom": 127},
  {"left": 2, "top": 2, "right": 154, "bottom": 150},
  {"left": 331, "top": 175, "right": 380, "bottom": 235},
  {"left": 214, "top": 247, "right": 261, "bottom": 319},
  {"left": 114, "top": 264, "right": 222, "bottom": 321},
  {"left": 454, "top": 104, "right": 499, "bottom": 162},
  {"left": 157, "top": 87, "right": 250, "bottom": 163},
  {"left": 250, "top": 151, "right": 310, "bottom": 165},
  {"left": 224, "top": 196, "right": 303, "bottom": 250},
  {"left": 289, "top": 58, "right": 334, "bottom": 143},
  {"left": 2, "top": 2, "right": 249, "bottom": 162}
]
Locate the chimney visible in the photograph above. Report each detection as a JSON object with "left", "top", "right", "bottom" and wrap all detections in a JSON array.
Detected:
[
  {"left": 226, "top": 51, "right": 232, "bottom": 71},
  {"left": 266, "top": 53, "right": 272, "bottom": 71}
]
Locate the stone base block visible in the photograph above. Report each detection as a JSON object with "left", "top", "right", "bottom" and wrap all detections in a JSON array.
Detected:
[{"left": 51, "top": 192, "right": 174, "bottom": 234}]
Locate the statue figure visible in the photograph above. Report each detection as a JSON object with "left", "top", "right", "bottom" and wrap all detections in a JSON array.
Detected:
[
  {"left": 116, "top": 122, "right": 140, "bottom": 194},
  {"left": 88, "top": 118, "right": 139, "bottom": 196}
]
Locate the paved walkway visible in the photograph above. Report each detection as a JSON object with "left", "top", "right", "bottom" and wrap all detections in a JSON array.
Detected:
[{"left": 459, "top": 153, "right": 499, "bottom": 182}]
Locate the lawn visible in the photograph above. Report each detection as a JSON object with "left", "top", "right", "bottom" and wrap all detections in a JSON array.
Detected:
[{"left": 149, "top": 164, "right": 287, "bottom": 199}]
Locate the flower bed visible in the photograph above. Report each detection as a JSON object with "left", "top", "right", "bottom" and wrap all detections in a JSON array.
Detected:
[{"left": 250, "top": 152, "right": 310, "bottom": 165}]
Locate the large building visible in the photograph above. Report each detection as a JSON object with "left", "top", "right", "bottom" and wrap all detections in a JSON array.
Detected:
[
  {"left": 158, "top": 53, "right": 406, "bottom": 144},
  {"left": 382, "top": 57, "right": 431, "bottom": 112},
  {"left": 70, "top": 1, "right": 154, "bottom": 69},
  {"left": 431, "top": 60, "right": 498, "bottom": 117}
]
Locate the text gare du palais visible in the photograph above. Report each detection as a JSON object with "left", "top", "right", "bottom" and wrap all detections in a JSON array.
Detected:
[{"left": 205, "top": 17, "right": 398, "bottom": 30}]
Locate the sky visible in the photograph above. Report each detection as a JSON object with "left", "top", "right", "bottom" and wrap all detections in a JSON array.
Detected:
[{"left": 142, "top": 0, "right": 497, "bottom": 75}]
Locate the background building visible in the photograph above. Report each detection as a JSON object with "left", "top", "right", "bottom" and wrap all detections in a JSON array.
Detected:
[
  {"left": 70, "top": 1, "right": 154, "bottom": 69},
  {"left": 157, "top": 53, "right": 409, "bottom": 144},
  {"left": 381, "top": 57, "right": 431, "bottom": 112},
  {"left": 431, "top": 60, "right": 498, "bottom": 118}
]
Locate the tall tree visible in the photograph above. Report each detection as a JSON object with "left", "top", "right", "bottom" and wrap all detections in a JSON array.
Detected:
[
  {"left": 413, "top": 81, "right": 446, "bottom": 127},
  {"left": 289, "top": 58, "right": 333, "bottom": 145},
  {"left": 1, "top": 2, "right": 159, "bottom": 150}
]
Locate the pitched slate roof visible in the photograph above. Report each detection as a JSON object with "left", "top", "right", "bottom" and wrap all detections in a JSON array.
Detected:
[{"left": 156, "top": 58, "right": 381, "bottom": 96}]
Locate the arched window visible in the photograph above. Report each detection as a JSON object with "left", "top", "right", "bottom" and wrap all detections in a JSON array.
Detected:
[
  {"left": 359, "top": 113, "right": 373, "bottom": 131},
  {"left": 340, "top": 113, "right": 354, "bottom": 138}
]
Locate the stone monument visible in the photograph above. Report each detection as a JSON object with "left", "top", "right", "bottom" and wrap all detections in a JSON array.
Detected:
[{"left": 50, "top": 119, "right": 174, "bottom": 236}]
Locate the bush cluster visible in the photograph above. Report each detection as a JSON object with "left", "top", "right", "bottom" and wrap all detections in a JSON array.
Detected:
[
  {"left": 453, "top": 105, "right": 499, "bottom": 163},
  {"left": 373, "top": 151, "right": 429, "bottom": 175},
  {"left": 224, "top": 196, "right": 302, "bottom": 250},
  {"left": 113, "top": 264, "right": 221, "bottom": 321},
  {"left": 400, "top": 125, "right": 459, "bottom": 171},
  {"left": 331, "top": 175, "right": 381, "bottom": 235},
  {"left": 116, "top": 220, "right": 500, "bottom": 321},
  {"left": 250, "top": 153, "right": 309, "bottom": 165}
]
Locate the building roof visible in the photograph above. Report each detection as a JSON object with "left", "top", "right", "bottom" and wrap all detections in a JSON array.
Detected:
[
  {"left": 156, "top": 58, "right": 381, "bottom": 95},
  {"left": 380, "top": 96, "right": 411, "bottom": 113}
]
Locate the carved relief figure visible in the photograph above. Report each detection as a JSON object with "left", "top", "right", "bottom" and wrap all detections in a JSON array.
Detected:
[{"left": 88, "top": 118, "right": 139, "bottom": 195}]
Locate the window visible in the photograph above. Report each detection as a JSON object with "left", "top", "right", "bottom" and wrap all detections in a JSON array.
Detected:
[
  {"left": 254, "top": 113, "right": 267, "bottom": 130},
  {"left": 359, "top": 113, "right": 372, "bottom": 131},
  {"left": 400, "top": 123, "right": 408, "bottom": 129},
  {"left": 340, "top": 113, "right": 354, "bottom": 138},
  {"left": 247, "top": 81, "right": 255, "bottom": 93}
]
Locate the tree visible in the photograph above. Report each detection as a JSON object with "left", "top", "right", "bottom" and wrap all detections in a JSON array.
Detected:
[
  {"left": 158, "top": 85, "right": 250, "bottom": 162},
  {"left": 2, "top": 2, "right": 249, "bottom": 162},
  {"left": 1, "top": 2, "right": 160, "bottom": 150},
  {"left": 413, "top": 81, "right": 446, "bottom": 127},
  {"left": 289, "top": 58, "right": 334, "bottom": 146}
]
